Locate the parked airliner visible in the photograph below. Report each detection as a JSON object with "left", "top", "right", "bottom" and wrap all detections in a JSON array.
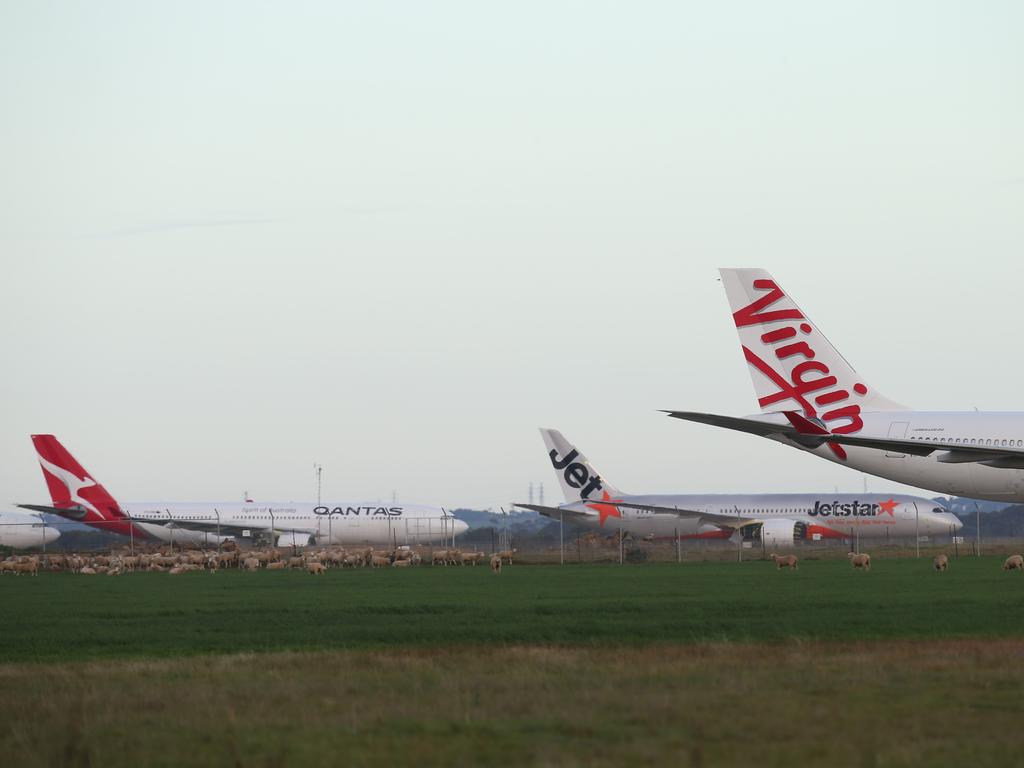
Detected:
[
  {"left": 0, "top": 510, "right": 60, "bottom": 549},
  {"left": 668, "top": 268, "right": 1024, "bottom": 503},
  {"left": 19, "top": 435, "right": 466, "bottom": 547},
  {"left": 516, "top": 429, "right": 960, "bottom": 545}
]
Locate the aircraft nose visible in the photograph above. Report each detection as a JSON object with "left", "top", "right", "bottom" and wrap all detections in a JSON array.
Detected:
[
  {"left": 453, "top": 519, "right": 469, "bottom": 536},
  {"left": 43, "top": 526, "right": 61, "bottom": 544},
  {"left": 950, "top": 515, "right": 964, "bottom": 532}
]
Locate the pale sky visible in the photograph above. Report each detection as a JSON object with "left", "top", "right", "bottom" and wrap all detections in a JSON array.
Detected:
[{"left": 1, "top": 2, "right": 1022, "bottom": 510}]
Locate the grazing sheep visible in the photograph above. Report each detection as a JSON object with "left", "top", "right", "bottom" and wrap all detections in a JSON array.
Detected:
[
  {"left": 242, "top": 557, "right": 261, "bottom": 572},
  {"left": 288, "top": 556, "right": 305, "bottom": 569},
  {"left": 79, "top": 566, "right": 97, "bottom": 575},
  {"left": 848, "top": 552, "right": 871, "bottom": 570},
  {"left": 1002, "top": 554, "right": 1024, "bottom": 571},
  {"left": 770, "top": 553, "right": 798, "bottom": 570},
  {"left": 307, "top": 562, "right": 326, "bottom": 575},
  {"left": 490, "top": 554, "right": 502, "bottom": 575},
  {"left": 369, "top": 554, "right": 391, "bottom": 568},
  {"left": 391, "top": 559, "right": 412, "bottom": 568},
  {"left": 933, "top": 554, "right": 949, "bottom": 571},
  {"left": 266, "top": 561, "right": 287, "bottom": 570},
  {"left": 497, "top": 549, "right": 517, "bottom": 565}
]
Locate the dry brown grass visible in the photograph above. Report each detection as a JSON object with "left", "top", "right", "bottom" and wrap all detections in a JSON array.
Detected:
[{"left": 2, "top": 640, "right": 1022, "bottom": 767}]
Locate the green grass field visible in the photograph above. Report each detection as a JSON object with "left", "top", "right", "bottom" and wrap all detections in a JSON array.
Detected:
[
  {"left": 1, "top": 558, "right": 1022, "bottom": 662},
  {"left": 1, "top": 558, "right": 1022, "bottom": 766}
]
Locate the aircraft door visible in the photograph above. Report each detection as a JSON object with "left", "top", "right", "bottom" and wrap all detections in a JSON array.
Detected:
[{"left": 885, "top": 422, "right": 910, "bottom": 458}]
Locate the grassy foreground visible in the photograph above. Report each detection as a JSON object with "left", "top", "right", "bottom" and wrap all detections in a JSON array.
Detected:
[
  {"left": 1, "top": 559, "right": 1023, "bottom": 766},
  {"left": 2, "top": 558, "right": 1023, "bottom": 662},
  {"left": 1, "top": 642, "right": 1023, "bottom": 767}
]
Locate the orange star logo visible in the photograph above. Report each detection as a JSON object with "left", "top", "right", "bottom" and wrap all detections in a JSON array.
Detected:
[
  {"left": 586, "top": 491, "right": 623, "bottom": 527},
  {"left": 878, "top": 498, "right": 898, "bottom": 517}
]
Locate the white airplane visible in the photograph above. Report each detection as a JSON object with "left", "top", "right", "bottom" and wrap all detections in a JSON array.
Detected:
[
  {"left": 668, "top": 268, "right": 1024, "bottom": 503},
  {"left": 516, "top": 429, "right": 960, "bottom": 546},
  {"left": 19, "top": 435, "right": 467, "bottom": 547},
  {"left": 0, "top": 510, "right": 61, "bottom": 549}
]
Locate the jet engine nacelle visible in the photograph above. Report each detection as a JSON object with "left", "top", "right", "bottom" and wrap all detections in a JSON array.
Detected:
[
  {"left": 276, "top": 531, "right": 314, "bottom": 548},
  {"left": 760, "top": 518, "right": 800, "bottom": 548}
]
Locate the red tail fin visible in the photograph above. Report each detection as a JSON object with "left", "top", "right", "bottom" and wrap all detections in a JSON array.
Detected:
[{"left": 31, "top": 435, "right": 126, "bottom": 529}]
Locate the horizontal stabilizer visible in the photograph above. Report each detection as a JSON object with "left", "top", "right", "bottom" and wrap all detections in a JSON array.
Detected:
[{"left": 17, "top": 503, "right": 87, "bottom": 518}]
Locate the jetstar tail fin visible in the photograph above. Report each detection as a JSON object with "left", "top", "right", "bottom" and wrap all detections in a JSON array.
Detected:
[{"left": 539, "top": 429, "right": 624, "bottom": 503}]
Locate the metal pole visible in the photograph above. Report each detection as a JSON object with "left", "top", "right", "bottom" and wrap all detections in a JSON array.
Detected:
[
  {"left": 215, "top": 509, "right": 221, "bottom": 545},
  {"left": 167, "top": 510, "right": 174, "bottom": 551},
  {"left": 915, "top": 504, "right": 920, "bottom": 558},
  {"left": 129, "top": 517, "right": 134, "bottom": 556},
  {"left": 736, "top": 508, "right": 741, "bottom": 563},
  {"left": 619, "top": 521, "right": 623, "bottom": 565},
  {"left": 559, "top": 510, "right": 564, "bottom": 565},
  {"left": 976, "top": 503, "right": 981, "bottom": 557},
  {"left": 676, "top": 526, "right": 680, "bottom": 564}
]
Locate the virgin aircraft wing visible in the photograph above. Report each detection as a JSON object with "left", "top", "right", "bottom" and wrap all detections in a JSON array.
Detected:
[
  {"left": 668, "top": 409, "right": 1024, "bottom": 468},
  {"left": 780, "top": 411, "right": 1024, "bottom": 467}
]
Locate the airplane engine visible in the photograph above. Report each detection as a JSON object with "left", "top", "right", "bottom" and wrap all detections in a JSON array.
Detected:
[
  {"left": 276, "top": 531, "right": 314, "bottom": 548},
  {"left": 760, "top": 518, "right": 801, "bottom": 548}
]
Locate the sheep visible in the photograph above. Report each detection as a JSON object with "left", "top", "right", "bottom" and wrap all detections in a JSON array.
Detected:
[
  {"left": 490, "top": 554, "right": 502, "bottom": 575},
  {"left": 79, "top": 566, "right": 97, "bottom": 575},
  {"left": 497, "top": 549, "right": 517, "bottom": 565},
  {"left": 266, "top": 561, "right": 287, "bottom": 570},
  {"left": 369, "top": 554, "right": 391, "bottom": 568},
  {"left": 1002, "top": 554, "right": 1024, "bottom": 571},
  {"left": 770, "top": 553, "right": 798, "bottom": 570},
  {"left": 288, "top": 556, "right": 305, "bottom": 569},
  {"left": 459, "top": 552, "right": 485, "bottom": 566},
  {"left": 242, "top": 557, "right": 261, "bottom": 572},
  {"left": 307, "top": 562, "right": 326, "bottom": 575},
  {"left": 848, "top": 552, "right": 871, "bottom": 570},
  {"left": 391, "top": 559, "right": 412, "bottom": 568},
  {"left": 168, "top": 566, "right": 187, "bottom": 575},
  {"left": 933, "top": 554, "right": 949, "bottom": 571}
]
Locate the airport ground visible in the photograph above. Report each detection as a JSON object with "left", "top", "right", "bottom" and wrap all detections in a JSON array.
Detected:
[{"left": 1, "top": 557, "right": 1022, "bottom": 766}]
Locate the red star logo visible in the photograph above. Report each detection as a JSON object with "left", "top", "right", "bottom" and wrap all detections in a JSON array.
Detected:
[
  {"left": 586, "top": 491, "right": 623, "bottom": 527},
  {"left": 878, "top": 498, "right": 898, "bottom": 517}
]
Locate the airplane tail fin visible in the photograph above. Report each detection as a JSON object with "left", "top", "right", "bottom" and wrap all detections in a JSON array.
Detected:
[
  {"left": 718, "top": 269, "right": 906, "bottom": 433},
  {"left": 31, "top": 435, "right": 123, "bottom": 521},
  {"left": 539, "top": 428, "right": 624, "bottom": 503}
]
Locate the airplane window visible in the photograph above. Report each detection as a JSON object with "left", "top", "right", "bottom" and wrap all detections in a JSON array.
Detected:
[
  {"left": 1003, "top": 440, "right": 1009, "bottom": 447},
  {"left": 1018, "top": 440, "right": 1023, "bottom": 447},
  {"left": 986, "top": 439, "right": 992, "bottom": 446}
]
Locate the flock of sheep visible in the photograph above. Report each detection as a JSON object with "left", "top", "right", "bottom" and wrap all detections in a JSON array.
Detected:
[
  {"left": 769, "top": 551, "right": 1024, "bottom": 571},
  {"left": 3, "top": 548, "right": 1022, "bottom": 577},
  {"left": 0, "top": 544, "right": 519, "bottom": 576}
]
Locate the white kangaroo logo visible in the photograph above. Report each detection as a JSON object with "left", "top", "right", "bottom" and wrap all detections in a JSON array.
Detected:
[{"left": 37, "top": 455, "right": 101, "bottom": 516}]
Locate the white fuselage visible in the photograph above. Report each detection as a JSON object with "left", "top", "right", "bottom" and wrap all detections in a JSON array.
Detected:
[
  {"left": 765, "top": 411, "right": 1024, "bottom": 502},
  {"left": 552, "top": 492, "right": 959, "bottom": 541},
  {"left": 123, "top": 502, "right": 466, "bottom": 546},
  {"left": 0, "top": 511, "right": 61, "bottom": 549}
]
